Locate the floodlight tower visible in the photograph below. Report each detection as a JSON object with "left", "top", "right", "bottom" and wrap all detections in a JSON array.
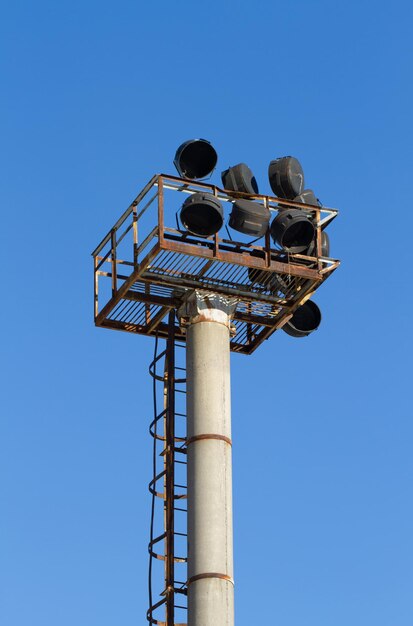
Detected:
[{"left": 92, "top": 140, "right": 340, "bottom": 626}]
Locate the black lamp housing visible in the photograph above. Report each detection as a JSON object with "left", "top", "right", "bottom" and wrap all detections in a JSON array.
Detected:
[
  {"left": 293, "top": 190, "right": 330, "bottom": 257},
  {"left": 306, "top": 231, "right": 330, "bottom": 257},
  {"left": 282, "top": 300, "right": 321, "bottom": 337},
  {"left": 293, "top": 189, "right": 318, "bottom": 206},
  {"left": 228, "top": 199, "right": 270, "bottom": 237},
  {"left": 221, "top": 163, "right": 259, "bottom": 196},
  {"left": 268, "top": 156, "right": 304, "bottom": 198},
  {"left": 270, "top": 209, "right": 315, "bottom": 253},
  {"left": 174, "top": 139, "right": 218, "bottom": 180},
  {"left": 180, "top": 192, "right": 224, "bottom": 237}
]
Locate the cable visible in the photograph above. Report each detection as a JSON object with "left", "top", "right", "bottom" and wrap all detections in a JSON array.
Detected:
[{"left": 148, "top": 331, "right": 159, "bottom": 623}]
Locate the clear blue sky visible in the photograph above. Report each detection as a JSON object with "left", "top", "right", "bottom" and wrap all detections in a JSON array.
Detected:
[{"left": 1, "top": 1, "right": 412, "bottom": 625}]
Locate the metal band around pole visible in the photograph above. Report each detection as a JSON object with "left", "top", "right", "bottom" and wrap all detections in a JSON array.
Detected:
[
  {"left": 187, "top": 434, "right": 232, "bottom": 446},
  {"left": 187, "top": 573, "right": 235, "bottom": 586}
]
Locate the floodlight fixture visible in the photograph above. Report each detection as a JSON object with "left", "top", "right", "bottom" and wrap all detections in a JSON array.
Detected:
[
  {"left": 221, "top": 163, "right": 259, "bottom": 196},
  {"left": 174, "top": 138, "right": 218, "bottom": 180},
  {"left": 228, "top": 199, "right": 270, "bottom": 237},
  {"left": 307, "top": 231, "right": 330, "bottom": 257},
  {"left": 293, "top": 190, "right": 330, "bottom": 257},
  {"left": 270, "top": 208, "right": 315, "bottom": 253},
  {"left": 293, "top": 189, "right": 318, "bottom": 206},
  {"left": 268, "top": 156, "right": 304, "bottom": 198},
  {"left": 282, "top": 300, "right": 321, "bottom": 337},
  {"left": 180, "top": 192, "right": 224, "bottom": 237}
]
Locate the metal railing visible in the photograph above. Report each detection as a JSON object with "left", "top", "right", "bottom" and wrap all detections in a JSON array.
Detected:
[{"left": 92, "top": 174, "right": 340, "bottom": 354}]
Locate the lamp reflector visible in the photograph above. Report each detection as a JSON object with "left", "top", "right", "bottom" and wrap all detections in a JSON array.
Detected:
[
  {"left": 229, "top": 199, "right": 270, "bottom": 237},
  {"left": 180, "top": 192, "right": 223, "bottom": 237},
  {"left": 268, "top": 156, "right": 304, "bottom": 198},
  {"left": 221, "top": 163, "right": 259, "bottom": 195},
  {"left": 282, "top": 300, "right": 321, "bottom": 337},
  {"left": 270, "top": 209, "right": 315, "bottom": 253},
  {"left": 174, "top": 139, "right": 218, "bottom": 179}
]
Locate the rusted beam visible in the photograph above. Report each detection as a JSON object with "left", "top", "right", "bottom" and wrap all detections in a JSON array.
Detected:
[
  {"left": 138, "top": 270, "right": 315, "bottom": 307},
  {"left": 146, "top": 307, "right": 172, "bottom": 335},
  {"left": 233, "top": 310, "right": 280, "bottom": 328},
  {"left": 123, "top": 289, "right": 179, "bottom": 308},
  {"left": 123, "top": 289, "right": 283, "bottom": 328},
  {"left": 99, "top": 318, "right": 186, "bottom": 340},
  {"left": 99, "top": 318, "right": 257, "bottom": 355},
  {"left": 159, "top": 173, "right": 339, "bottom": 214},
  {"left": 161, "top": 237, "right": 322, "bottom": 280},
  {"left": 99, "top": 318, "right": 147, "bottom": 333}
]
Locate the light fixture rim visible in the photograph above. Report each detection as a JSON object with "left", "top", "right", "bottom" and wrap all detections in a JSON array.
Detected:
[{"left": 174, "top": 138, "right": 218, "bottom": 180}]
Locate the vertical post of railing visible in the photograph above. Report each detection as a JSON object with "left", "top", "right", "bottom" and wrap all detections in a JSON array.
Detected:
[
  {"left": 94, "top": 255, "right": 99, "bottom": 318},
  {"left": 133, "top": 201, "right": 138, "bottom": 266},
  {"left": 158, "top": 176, "right": 164, "bottom": 246},
  {"left": 213, "top": 231, "right": 219, "bottom": 258},
  {"left": 265, "top": 196, "right": 271, "bottom": 268},
  {"left": 212, "top": 186, "right": 220, "bottom": 260},
  {"left": 111, "top": 228, "right": 117, "bottom": 296},
  {"left": 265, "top": 231, "right": 271, "bottom": 268},
  {"left": 315, "top": 207, "right": 322, "bottom": 271}
]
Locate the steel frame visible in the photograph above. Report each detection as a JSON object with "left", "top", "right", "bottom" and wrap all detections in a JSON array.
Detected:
[{"left": 92, "top": 174, "right": 340, "bottom": 354}]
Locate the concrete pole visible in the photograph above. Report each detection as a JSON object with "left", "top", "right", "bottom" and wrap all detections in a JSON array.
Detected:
[{"left": 178, "top": 291, "right": 237, "bottom": 626}]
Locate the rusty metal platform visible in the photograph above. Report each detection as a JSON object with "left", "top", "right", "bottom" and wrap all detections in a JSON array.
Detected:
[{"left": 92, "top": 174, "right": 340, "bottom": 355}]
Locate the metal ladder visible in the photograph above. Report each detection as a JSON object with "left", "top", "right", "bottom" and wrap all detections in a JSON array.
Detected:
[{"left": 147, "top": 312, "right": 188, "bottom": 626}]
